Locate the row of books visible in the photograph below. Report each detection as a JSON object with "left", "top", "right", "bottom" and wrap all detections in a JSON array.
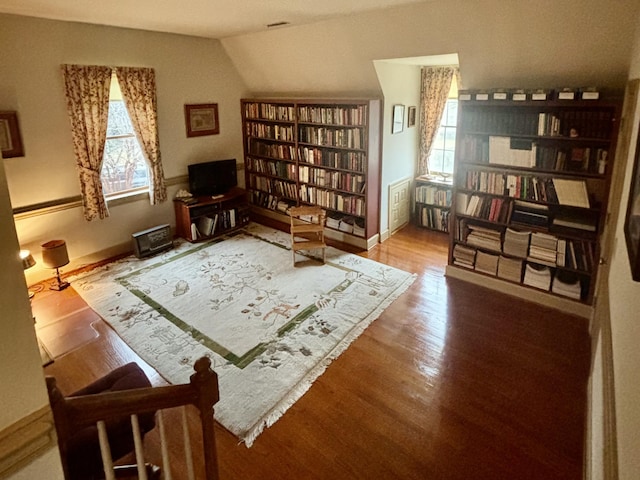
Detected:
[
  {"left": 462, "top": 170, "right": 590, "bottom": 208},
  {"left": 297, "top": 105, "right": 367, "bottom": 126},
  {"left": 191, "top": 208, "right": 243, "bottom": 241},
  {"left": 250, "top": 191, "right": 295, "bottom": 212},
  {"left": 458, "top": 193, "right": 512, "bottom": 224},
  {"left": 299, "top": 185, "right": 365, "bottom": 217},
  {"left": 415, "top": 184, "right": 452, "bottom": 207},
  {"left": 249, "top": 176, "right": 297, "bottom": 200},
  {"left": 248, "top": 140, "right": 296, "bottom": 160},
  {"left": 298, "top": 147, "right": 366, "bottom": 171},
  {"left": 298, "top": 126, "right": 363, "bottom": 149},
  {"left": 459, "top": 224, "right": 595, "bottom": 273},
  {"left": 247, "top": 157, "right": 296, "bottom": 180},
  {"left": 244, "top": 103, "right": 295, "bottom": 122},
  {"left": 326, "top": 213, "right": 365, "bottom": 237},
  {"left": 453, "top": 245, "right": 585, "bottom": 300},
  {"left": 298, "top": 166, "right": 365, "bottom": 194},
  {"left": 460, "top": 108, "right": 613, "bottom": 140},
  {"left": 245, "top": 122, "right": 294, "bottom": 142},
  {"left": 459, "top": 135, "right": 609, "bottom": 175},
  {"left": 416, "top": 206, "right": 450, "bottom": 232}
]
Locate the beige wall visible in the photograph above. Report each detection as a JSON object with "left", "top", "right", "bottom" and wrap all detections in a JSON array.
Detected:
[
  {"left": 608, "top": 22, "right": 640, "bottom": 479},
  {"left": 222, "top": 0, "right": 638, "bottom": 96},
  {"left": 0, "top": 154, "right": 64, "bottom": 477},
  {"left": 0, "top": 14, "right": 249, "bottom": 280}
]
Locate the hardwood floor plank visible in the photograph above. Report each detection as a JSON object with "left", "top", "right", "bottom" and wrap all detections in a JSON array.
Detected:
[{"left": 35, "top": 224, "right": 589, "bottom": 479}]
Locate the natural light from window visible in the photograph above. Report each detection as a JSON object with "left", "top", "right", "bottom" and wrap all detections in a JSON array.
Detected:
[
  {"left": 428, "top": 76, "right": 458, "bottom": 177},
  {"left": 101, "top": 75, "right": 149, "bottom": 197}
]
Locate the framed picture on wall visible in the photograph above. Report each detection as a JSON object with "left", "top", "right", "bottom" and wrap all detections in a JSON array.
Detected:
[
  {"left": 184, "top": 103, "right": 220, "bottom": 137},
  {"left": 407, "top": 106, "right": 417, "bottom": 128},
  {"left": 0, "top": 111, "right": 24, "bottom": 158},
  {"left": 392, "top": 104, "right": 405, "bottom": 134}
]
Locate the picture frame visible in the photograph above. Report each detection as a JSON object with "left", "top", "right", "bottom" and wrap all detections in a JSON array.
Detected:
[
  {"left": 392, "top": 104, "right": 405, "bottom": 134},
  {"left": 408, "top": 106, "right": 417, "bottom": 128},
  {"left": 624, "top": 116, "right": 640, "bottom": 281},
  {"left": 0, "top": 111, "right": 24, "bottom": 158},
  {"left": 184, "top": 103, "right": 220, "bottom": 137}
]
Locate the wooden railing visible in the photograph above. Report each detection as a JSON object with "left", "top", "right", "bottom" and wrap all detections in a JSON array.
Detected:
[{"left": 46, "top": 357, "right": 220, "bottom": 480}]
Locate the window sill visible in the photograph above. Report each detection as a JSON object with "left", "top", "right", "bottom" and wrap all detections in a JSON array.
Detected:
[{"left": 105, "top": 189, "right": 150, "bottom": 207}]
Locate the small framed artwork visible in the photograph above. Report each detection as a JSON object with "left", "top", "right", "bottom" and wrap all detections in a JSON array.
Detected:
[
  {"left": 392, "top": 104, "right": 405, "bottom": 134},
  {"left": 0, "top": 111, "right": 24, "bottom": 158},
  {"left": 408, "top": 106, "right": 417, "bottom": 128},
  {"left": 184, "top": 103, "right": 220, "bottom": 137}
]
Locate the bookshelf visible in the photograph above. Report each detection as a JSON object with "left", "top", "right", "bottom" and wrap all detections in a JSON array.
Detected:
[
  {"left": 241, "top": 98, "right": 381, "bottom": 249},
  {"left": 446, "top": 94, "right": 621, "bottom": 310},
  {"left": 414, "top": 176, "right": 453, "bottom": 233},
  {"left": 174, "top": 187, "right": 250, "bottom": 242}
]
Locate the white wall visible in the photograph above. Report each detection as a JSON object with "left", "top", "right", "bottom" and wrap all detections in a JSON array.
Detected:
[
  {"left": 0, "top": 14, "right": 249, "bottom": 278},
  {"left": 606, "top": 21, "right": 640, "bottom": 480},
  {"left": 373, "top": 61, "right": 421, "bottom": 234},
  {"left": 222, "top": 0, "right": 637, "bottom": 96},
  {"left": 0, "top": 154, "right": 64, "bottom": 477}
]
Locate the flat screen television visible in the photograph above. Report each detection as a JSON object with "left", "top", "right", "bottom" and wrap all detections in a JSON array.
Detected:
[{"left": 188, "top": 159, "right": 237, "bottom": 197}]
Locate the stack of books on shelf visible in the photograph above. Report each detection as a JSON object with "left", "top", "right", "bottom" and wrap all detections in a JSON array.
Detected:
[
  {"left": 527, "top": 232, "right": 559, "bottom": 267},
  {"left": 523, "top": 263, "right": 552, "bottom": 291},
  {"left": 453, "top": 244, "right": 476, "bottom": 269},
  {"left": 338, "top": 217, "right": 355, "bottom": 234},
  {"left": 497, "top": 256, "right": 524, "bottom": 282},
  {"left": 502, "top": 228, "right": 531, "bottom": 258},
  {"left": 326, "top": 212, "right": 342, "bottom": 230},
  {"left": 551, "top": 271, "right": 582, "bottom": 300},
  {"left": 353, "top": 219, "right": 365, "bottom": 237},
  {"left": 196, "top": 215, "right": 218, "bottom": 238},
  {"left": 465, "top": 225, "right": 502, "bottom": 251},
  {"left": 475, "top": 251, "right": 499, "bottom": 276},
  {"left": 510, "top": 200, "right": 550, "bottom": 227}
]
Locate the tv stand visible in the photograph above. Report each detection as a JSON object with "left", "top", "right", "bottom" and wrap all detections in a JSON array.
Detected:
[{"left": 174, "top": 187, "right": 249, "bottom": 242}]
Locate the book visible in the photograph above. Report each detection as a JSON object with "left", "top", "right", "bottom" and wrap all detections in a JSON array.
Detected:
[
  {"left": 552, "top": 179, "right": 590, "bottom": 208},
  {"left": 197, "top": 216, "right": 215, "bottom": 236}
]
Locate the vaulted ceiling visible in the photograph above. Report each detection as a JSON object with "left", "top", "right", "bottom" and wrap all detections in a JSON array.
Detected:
[{"left": 0, "top": 0, "right": 433, "bottom": 38}]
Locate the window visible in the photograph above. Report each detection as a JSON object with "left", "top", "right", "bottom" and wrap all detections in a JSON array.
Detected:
[
  {"left": 427, "top": 98, "right": 457, "bottom": 176},
  {"left": 101, "top": 76, "right": 149, "bottom": 197}
]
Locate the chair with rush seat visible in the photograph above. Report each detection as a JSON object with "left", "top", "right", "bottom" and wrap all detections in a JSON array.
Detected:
[{"left": 289, "top": 205, "right": 327, "bottom": 266}]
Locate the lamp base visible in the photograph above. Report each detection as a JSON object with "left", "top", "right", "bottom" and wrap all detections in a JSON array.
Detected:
[{"left": 50, "top": 280, "right": 70, "bottom": 291}]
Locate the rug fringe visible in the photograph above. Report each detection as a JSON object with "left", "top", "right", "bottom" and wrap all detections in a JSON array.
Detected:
[{"left": 241, "top": 272, "right": 417, "bottom": 447}]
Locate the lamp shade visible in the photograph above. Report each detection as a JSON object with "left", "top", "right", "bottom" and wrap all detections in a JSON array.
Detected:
[
  {"left": 41, "top": 240, "right": 70, "bottom": 269},
  {"left": 20, "top": 250, "right": 36, "bottom": 270}
]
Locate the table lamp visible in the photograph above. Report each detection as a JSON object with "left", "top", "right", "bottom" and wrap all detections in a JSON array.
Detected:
[
  {"left": 20, "top": 249, "right": 36, "bottom": 298},
  {"left": 41, "top": 239, "right": 70, "bottom": 291}
]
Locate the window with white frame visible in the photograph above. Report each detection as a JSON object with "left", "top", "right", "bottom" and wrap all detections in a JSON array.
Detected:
[
  {"left": 427, "top": 98, "right": 457, "bottom": 176},
  {"left": 101, "top": 76, "right": 149, "bottom": 197}
]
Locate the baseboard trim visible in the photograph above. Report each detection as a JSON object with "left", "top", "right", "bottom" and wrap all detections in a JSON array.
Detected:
[{"left": 0, "top": 405, "right": 57, "bottom": 479}]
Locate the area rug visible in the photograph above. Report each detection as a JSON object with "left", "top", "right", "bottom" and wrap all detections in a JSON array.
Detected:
[{"left": 70, "top": 223, "right": 416, "bottom": 446}]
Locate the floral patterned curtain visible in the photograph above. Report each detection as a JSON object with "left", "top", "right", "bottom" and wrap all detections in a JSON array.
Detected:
[
  {"left": 417, "top": 66, "right": 458, "bottom": 176},
  {"left": 115, "top": 67, "right": 167, "bottom": 204},
  {"left": 61, "top": 64, "right": 112, "bottom": 221}
]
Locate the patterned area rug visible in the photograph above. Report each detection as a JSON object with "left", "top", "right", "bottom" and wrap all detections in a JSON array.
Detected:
[{"left": 70, "top": 223, "right": 416, "bottom": 446}]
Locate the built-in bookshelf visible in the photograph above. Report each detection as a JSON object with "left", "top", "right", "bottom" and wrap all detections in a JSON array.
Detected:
[
  {"left": 446, "top": 94, "right": 621, "bottom": 311},
  {"left": 414, "top": 176, "right": 452, "bottom": 233},
  {"left": 241, "top": 98, "right": 381, "bottom": 248}
]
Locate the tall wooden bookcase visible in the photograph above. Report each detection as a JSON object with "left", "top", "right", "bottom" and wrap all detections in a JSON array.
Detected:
[
  {"left": 241, "top": 98, "right": 381, "bottom": 249},
  {"left": 446, "top": 93, "right": 621, "bottom": 315}
]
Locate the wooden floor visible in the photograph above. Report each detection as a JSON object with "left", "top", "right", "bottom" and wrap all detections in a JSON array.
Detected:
[{"left": 34, "top": 224, "right": 590, "bottom": 480}]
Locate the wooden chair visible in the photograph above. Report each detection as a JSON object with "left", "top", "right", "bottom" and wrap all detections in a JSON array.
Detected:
[{"left": 289, "top": 205, "right": 326, "bottom": 266}]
